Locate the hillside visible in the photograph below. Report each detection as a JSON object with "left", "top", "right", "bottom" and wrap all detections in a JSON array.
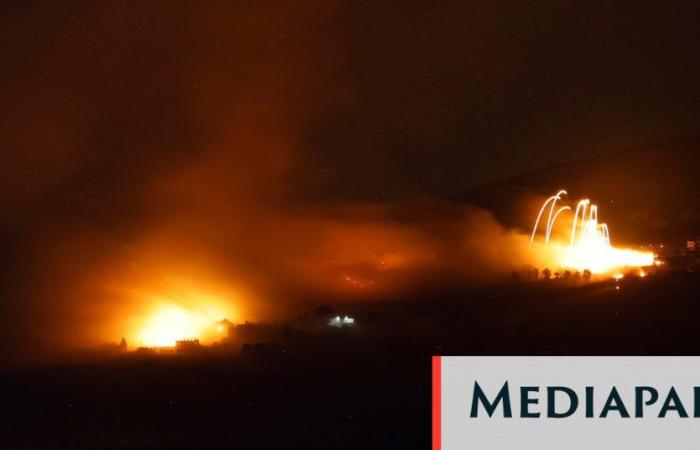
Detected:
[{"left": 453, "top": 135, "right": 700, "bottom": 244}]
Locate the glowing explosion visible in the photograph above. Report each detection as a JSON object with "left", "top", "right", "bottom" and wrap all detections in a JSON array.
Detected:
[
  {"left": 137, "top": 305, "right": 223, "bottom": 347},
  {"left": 125, "top": 285, "right": 238, "bottom": 348},
  {"left": 530, "top": 190, "right": 655, "bottom": 274}
]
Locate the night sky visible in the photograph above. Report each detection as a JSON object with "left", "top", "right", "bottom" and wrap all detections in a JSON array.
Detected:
[
  {"left": 3, "top": 1, "right": 700, "bottom": 200},
  {"left": 1, "top": 1, "right": 700, "bottom": 360}
]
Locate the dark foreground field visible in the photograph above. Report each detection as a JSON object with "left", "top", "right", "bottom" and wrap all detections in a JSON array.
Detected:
[{"left": 3, "top": 271, "right": 700, "bottom": 449}]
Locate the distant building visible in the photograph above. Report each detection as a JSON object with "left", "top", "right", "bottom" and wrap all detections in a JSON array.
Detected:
[
  {"left": 216, "top": 319, "right": 234, "bottom": 336},
  {"left": 135, "top": 346, "right": 156, "bottom": 354},
  {"left": 176, "top": 339, "right": 202, "bottom": 353}
]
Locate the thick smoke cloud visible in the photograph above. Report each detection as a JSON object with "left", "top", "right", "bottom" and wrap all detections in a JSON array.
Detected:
[{"left": 0, "top": 1, "right": 538, "bottom": 362}]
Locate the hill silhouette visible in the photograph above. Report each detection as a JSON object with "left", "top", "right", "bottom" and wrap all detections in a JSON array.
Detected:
[{"left": 453, "top": 134, "right": 700, "bottom": 244}]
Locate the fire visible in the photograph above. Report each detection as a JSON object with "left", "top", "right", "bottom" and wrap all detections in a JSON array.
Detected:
[
  {"left": 120, "top": 281, "right": 239, "bottom": 348},
  {"left": 137, "top": 303, "right": 228, "bottom": 347},
  {"left": 138, "top": 305, "right": 198, "bottom": 347},
  {"left": 531, "top": 190, "right": 655, "bottom": 274}
]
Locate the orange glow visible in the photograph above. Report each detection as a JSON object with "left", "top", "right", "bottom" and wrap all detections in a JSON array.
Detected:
[
  {"left": 111, "top": 274, "right": 242, "bottom": 348},
  {"left": 136, "top": 303, "right": 228, "bottom": 347}
]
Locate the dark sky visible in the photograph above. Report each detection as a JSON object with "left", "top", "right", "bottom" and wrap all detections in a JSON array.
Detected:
[
  {"left": 1, "top": 0, "right": 700, "bottom": 359},
  {"left": 2, "top": 1, "right": 700, "bottom": 201},
  {"left": 322, "top": 1, "right": 700, "bottom": 198}
]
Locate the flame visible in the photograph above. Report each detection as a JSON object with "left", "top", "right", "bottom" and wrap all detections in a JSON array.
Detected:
[
  {"left": 136, "top": 303, "right": 229, "bottom": 347},
  {"left": 138, "top": 305, "right": 199, "bottom": 347},
  {"left": 117, "top": 279, "right": 239, "bottom": 348},
  {"left": 531, "top": 191, "right": 655, "bottom": 274}
]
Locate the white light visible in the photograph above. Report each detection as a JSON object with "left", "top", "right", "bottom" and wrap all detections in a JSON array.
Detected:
[{"left": 328, "top": 315, "right": 355, "bottom": 327}]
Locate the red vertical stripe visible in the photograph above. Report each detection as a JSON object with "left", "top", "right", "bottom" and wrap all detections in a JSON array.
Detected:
[{"left": 432, "top": 355, "right": 441, "bottom": 450}]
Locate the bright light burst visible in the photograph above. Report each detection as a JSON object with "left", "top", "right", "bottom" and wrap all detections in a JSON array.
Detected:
[
  {"left": 137, "top": 303, "right": 227, "bottom": 347},
  {"left": 531, "top": 191, "right": 655, "bottom": 274}
]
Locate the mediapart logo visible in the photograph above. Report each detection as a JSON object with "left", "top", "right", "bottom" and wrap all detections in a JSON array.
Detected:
[
  {"left": 433, "top": 357, "right": 700, "bottom": 450},
  {"left": 470, "top": 381, "right": 695, "bottom": 418}
]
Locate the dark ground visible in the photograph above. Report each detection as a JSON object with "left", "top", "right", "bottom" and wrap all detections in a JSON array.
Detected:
[{"left": 2, "top": 269, "right": 700, "bottom": 449}]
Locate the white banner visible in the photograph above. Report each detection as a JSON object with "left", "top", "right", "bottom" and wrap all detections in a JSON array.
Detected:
[{"left": 434, "top": 356, "right": 700, "bottom": 450}]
